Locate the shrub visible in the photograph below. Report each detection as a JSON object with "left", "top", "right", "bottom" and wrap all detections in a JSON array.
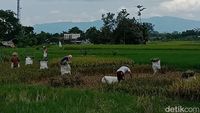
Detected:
[
  {"left": 169, "top": 76, "right": 200, "bottom": 100},
  {"left": 35, "top": 47, "right": 40, "bottom": 50},
  {"left": 0, "top": 51, "right": 10, "bottom": 63},
  {"left": 136, "top": 96, "right": 154, "bottom": 113},
  {"left": 0, "top": 62, "right": 60, "bottom": 84},
  {"left": 49, "top": 77, "right": 63, "bottom": 87},
  {"left": 49, "top": 75, "right": 84, "bottom": 87},
  {"left": 101, "top": 76, "right": 177, "bottom": 96},
  {"left": 50, "top": 56, "right": 134, "bottom": 76},
  {"left": 112, "top": 50, "right": 118, "bottom": 56},
  {"left": 62, "top": 75, "right": 84, "bottom": 87}
]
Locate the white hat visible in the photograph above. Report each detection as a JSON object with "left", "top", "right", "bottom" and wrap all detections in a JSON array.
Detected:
[
  {"left": 12, "top": 52, "right": 18, "bottom": 56},
  {"left": 68, "top": 55, "right": 72, "bottom": 58}
]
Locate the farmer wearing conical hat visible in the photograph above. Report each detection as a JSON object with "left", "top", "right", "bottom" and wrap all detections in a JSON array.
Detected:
[{"left": 11, "top": 52, "right": 20, "bottom": 68}]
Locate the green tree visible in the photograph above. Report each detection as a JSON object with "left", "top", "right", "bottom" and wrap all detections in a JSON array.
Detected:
[
  {"left": 100, "top": 9, "right": 154, "bottom": 44},
  {"left": 68, "top": 27, "right": 85, "bottom": 40},
  {"left": 68, "top": 27, "right": 83, "bottom": 34},
  {"left": 85, "top": 27, "right": 101, "bottom": 44},
  {"left": 0, "top": 10, "right": 21, "bottom": 41},
  {"left": 16, "top": 26, "right": 37, "bottom": 47},
  {"left": 102, "top": 12, "right": 115, "bottom": 31},
  {"left": 116, "top": 9, "right": 129, "bottom": 24},
  {"left": 140, "top": 22, "right": 154, "bottom": 44},
  {"left": 35, "top": 31, "right": 52, "bottom": 45},
  {"left": 114, "top": 17, "right": 142, "bottom": 44},
  {"left": 101, "top": 12, "right": 115, "bottom": 43},
  {"left": 113, "top": 9, "right": 142, "bottom": 44}
]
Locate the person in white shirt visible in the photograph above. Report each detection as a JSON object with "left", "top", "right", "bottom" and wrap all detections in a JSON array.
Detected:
[
  {"left": 151, "top": 58, "right": 161, "bottom": 75},
  {"left": 25, "top": 56, "right": 33, "bottom": 65},
  {"left": 39, "top": 46, "right": 48, "bottom": 69},
  {"left": 116, "top": 66, "right": 132, "bottom": 82},
  {"left": 60, "top": 55, "right": 73, "bottom": 75},
  {"left": 43, "top": 46, "right": 48, "bottom": 61},
  {"left": 59, "top": 41, "right": 62, "bottom": 48}
]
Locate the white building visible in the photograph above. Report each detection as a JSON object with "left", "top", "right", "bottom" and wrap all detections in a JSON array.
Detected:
[{"left": 64, "top": 34, "right": 80, "bottom": 40}]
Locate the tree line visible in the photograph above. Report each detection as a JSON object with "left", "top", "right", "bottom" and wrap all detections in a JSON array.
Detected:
[
  {"left": 150, "top": 29, "right": 200, "bottom": 41},
  {"left": 1, "top": 9, "right": 199, "bottom": 47},
  {"left": 0, "top": 9, "right": 154, "bottom": 47}
]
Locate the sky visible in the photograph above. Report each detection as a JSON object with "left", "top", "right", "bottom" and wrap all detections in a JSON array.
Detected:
[{"left": 1, "top": 0, "right": 200, "bottom": 26}]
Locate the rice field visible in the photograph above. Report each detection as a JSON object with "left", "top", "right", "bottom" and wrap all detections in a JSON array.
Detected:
[
  {"left": 1, "top": 84, "right": 200, "bottom": 113},
  {"left": 0, "top": 41, "right": 200, "bottom": 113},
  {"left": 1, "top": 41, "right": 200, "bottom": 70}
]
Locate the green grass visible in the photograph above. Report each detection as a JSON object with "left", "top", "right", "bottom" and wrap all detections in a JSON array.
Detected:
[
  {"left": 0, "top": 84, "right": 200, "bottom": 113},
  {"left": 1, "top": 41, "right": 200, "bottom": 113},
  {"left": 0, "top": 57, "right": 134, "bottom": 84},
  {"left": 0, "top": 84, "right": 138, "bottom": 113},
  {"left": 1, "top": 41, "right": 200, "bottom": 70}
]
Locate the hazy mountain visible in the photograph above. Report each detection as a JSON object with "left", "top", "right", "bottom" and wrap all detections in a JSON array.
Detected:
[
  {"left": 143, "top": 16, "right": 200, "bottom": 33},
  {"left": 33, "top": 20, "right": 103, "bottom": 34},
  {"left": 33, "top": 16, "right": 200, "bottom": 33}
]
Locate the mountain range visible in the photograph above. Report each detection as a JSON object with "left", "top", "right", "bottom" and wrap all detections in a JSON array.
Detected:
[
  {"left": 33, "top": 20, "right": 103, "bottom": 34},
  {"left": 33, "top": 16, "right": 200, "bottom": 34}
]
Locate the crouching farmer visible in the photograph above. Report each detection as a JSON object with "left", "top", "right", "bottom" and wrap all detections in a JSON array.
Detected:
[
  {"left": 25, "top": 56, "right": 33, "bottom": 65},
  {"left": 101, "top": 76, "right": 118, "bottom": 84},
  {"left": 116, "top": 66, "right": 132, "bottom": 82},
  {"left": 60, "top": 55, "right": 72, "bottom": 76},
  {"left": 151, "top": 58, "right": 161, "bottom": 75},
  {"left": 11, "top": 52, "right": 20, "bottom": 68},
  {"left": 101, "top": 66, "right": 132, "bottom": 84}
]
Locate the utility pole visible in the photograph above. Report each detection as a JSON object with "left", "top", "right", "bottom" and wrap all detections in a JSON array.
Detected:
[
  {"left": 17, "top": 0, "right": 20, "bottom": 20},
  {"left": 123, "top": 30, "right": 125, "bottom": 45}
]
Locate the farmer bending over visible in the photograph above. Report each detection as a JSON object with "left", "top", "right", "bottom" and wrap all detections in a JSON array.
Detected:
[
  {"left": 151, "top": 58, "right": 161, "bottom": 75},
  {"left": 116, "top": 66, "right": 132, "bottom": 82},
  {"left": 60, "top": 55, "right": 73, "bottom": 75}
]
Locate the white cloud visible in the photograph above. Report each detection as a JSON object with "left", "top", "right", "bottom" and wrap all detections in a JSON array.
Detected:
[
  {"left": 49, "top": 10, "right": 61, "bottom": 14},
  {"left": 22, "top": 16, "right": 41, "bottom": 26},
  {"left": 160, "top": 0, "right": 200, "bottom": 12},
  {"left": 118, "top": 6, "right": 127, "bottom": 11},
  {"left": 99, "top": 9, "right": 108, "bottom": 14},
  {"left": 2, "top": 0, "right": 200, "bottom": 25}
]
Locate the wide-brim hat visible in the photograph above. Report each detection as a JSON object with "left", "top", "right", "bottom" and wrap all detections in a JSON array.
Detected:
[
  {"left": 12, "top": 52, "right": 18, "bottom": 56},
  {"left": 151, "top": 58, "right": 160, "bottom": 62},
  {"left": 68, "top": 55, "right": 72, "bottom": 58},
  {"left": 43, "top": 46, "right": 47, "bottom": 49}
]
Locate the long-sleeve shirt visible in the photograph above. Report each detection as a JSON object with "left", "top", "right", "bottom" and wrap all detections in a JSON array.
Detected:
[
  {"left": 11, "top": 56, "right": 20, "bottom": 67},
  {"left": 60, "top": 56, "right": 70, "bottom": 65}
]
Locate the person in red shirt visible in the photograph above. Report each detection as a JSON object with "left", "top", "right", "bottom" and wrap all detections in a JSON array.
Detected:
[{"left": 11, "top": 52, "right": 20, "bottom": 68}]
